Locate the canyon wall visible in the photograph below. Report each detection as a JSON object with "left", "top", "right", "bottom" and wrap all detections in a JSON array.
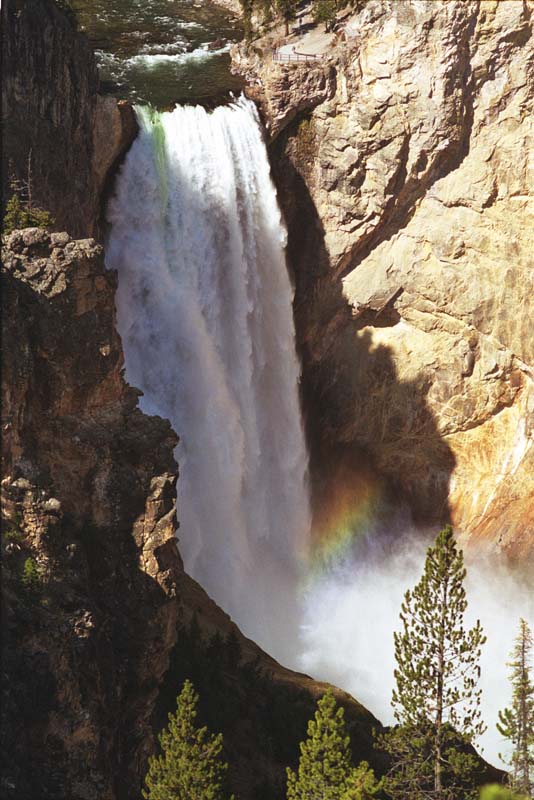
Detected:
[
  {"left": 0, "top": 229, "right": 383, "bottom": 799},
  {"left": 1, "top": 0, "right": 528, "bottom": 795},
  {"left": 1, "top": 4, "right": 385, "bottom": 798},
  {"left": 1, "top": 0, "right": 136, "bottom": 238},
  {"left": 235, "top": 0, "right": 534, "bottom": 559},
  {"left": 1, "top": 229, "right": 181, "bottom": 798}
]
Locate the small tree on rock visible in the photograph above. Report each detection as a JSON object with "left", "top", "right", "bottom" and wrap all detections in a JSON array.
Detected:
[
  {"left": 276, "top": 0, "right": 297, "bottom": 37},
  {"left": 3, "top": 153, "right": 54, "bottom": 236},
  {"left": 379, "top": 525, "right": 486, "bottom": 800},
  {"left": 143, "top": 679, "right": 232, "bottom": 800},
  {"left": 312, "top": 0, "right": 337, "bottom": 32},
  {"left": 497, "top": 619, "right": 534, "bottom": 799}
]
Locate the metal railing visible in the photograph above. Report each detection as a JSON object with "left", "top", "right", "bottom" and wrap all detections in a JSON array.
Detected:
[{"left": 272, "top": 49, "right": 326, "bottom": 63}]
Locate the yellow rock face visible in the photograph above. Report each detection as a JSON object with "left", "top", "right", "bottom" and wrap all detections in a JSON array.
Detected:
[{"left": 238, "top": 0, "right": 534, "bottom": 557}]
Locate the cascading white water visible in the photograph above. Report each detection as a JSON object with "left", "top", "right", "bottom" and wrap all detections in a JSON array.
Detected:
[
  {"left": 106, "top": 97, "right": 311, "bottom": 659},
  {"left": 105, "top": 94, "right": 530, "bottom": 769}
]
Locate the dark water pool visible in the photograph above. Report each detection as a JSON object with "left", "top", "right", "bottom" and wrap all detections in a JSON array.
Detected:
[{"left": 72, "top": 0, "right": 244, "bottom": 107}]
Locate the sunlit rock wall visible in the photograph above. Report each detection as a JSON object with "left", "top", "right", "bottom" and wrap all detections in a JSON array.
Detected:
[{"left": 235, "top": 0, "right": 534, "bottom": 558}]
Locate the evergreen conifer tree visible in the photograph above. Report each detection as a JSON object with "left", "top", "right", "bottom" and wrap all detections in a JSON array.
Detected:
[
  {"left": 143, "top": 679, "right": 232, "bottom": 800},
  {"left": 276, "top": 0, "right": 297, "bottom": 36},
  {"left": 312, "top": 0, "right": 337, "bottom": 32},
  {"left": 497, "top": 618, "right": 534, "bottom": 799},
  {"left": 379, "top": 525, "right": 486, "bottom": 800},
  {"left": 287, "top": 689, "right": 380, "bottom": 799},
  {"left": 2, "top": 194, "right": 54, "bottom": 235},
  {"left": 342, "top": 760, "right": 383, "bottom": 799}
]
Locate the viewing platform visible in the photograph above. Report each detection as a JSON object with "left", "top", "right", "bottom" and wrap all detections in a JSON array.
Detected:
[{"left": 272, "top": 48, "right": 327, "bottom": 63}]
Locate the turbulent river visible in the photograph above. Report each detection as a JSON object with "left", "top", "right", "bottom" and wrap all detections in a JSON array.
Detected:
[{"left": 72, "top": 0, "right": 243, "bottom": 106}]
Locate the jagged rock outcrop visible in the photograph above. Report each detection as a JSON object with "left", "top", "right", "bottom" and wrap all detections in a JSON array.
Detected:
[
  {"left": 0, "top": 229, "right": 384, "bottom": 799},
  {"left": 1, "top": 0, "right": 137, "bottom": 238},
  {"left": 214, "top": 0, "right": 242, "bottom": 18},
  {"left": 235, "top": 0, "right": 534, "bottom": 560},
  {"left": 1, "top": 229, "right": 181, "bottom": 799}
]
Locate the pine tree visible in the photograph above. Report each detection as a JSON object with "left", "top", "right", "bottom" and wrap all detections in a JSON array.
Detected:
[
  {"left": 287, "top": 689, "right": 381, "bottom": 799},
  {"left": 379, "top": 525, "right": 486, "bottom": 800},
  {"left": 21, "top": 557, "right": 42, "bottom": 594},
  {"left": 3, "top": 153, "right": 54, "bottom": 236},
  {"left": 143, "top": 679, "right": 232, "bottom": 800},
  {"left": 312, "top": 0, "right": 337, "bottom": 32},
  {"left": 497, "top": 619, "right": 534, "bottom": 799},
  {"left": 2, "top": 193, "right": 54, "bottom": 236},
  {"left": 276, "top": 0, "right": 297, "bottom": 37},
  {"left": 342, "top": 761, "right": 383, "bottom": 799}
]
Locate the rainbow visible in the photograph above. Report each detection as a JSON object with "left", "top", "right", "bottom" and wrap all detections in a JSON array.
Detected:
[{"left": 306, "top": 465, "right": 390, "bottom": 575}]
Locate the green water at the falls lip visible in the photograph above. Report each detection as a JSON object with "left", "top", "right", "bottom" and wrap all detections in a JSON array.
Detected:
[{"left": 71, "top": 0, "right": 244, "bottom": 108}]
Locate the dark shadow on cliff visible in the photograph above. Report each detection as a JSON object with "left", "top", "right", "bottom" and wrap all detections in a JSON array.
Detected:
[
  {"left": 1, "top": 478, "right": 180, "bottom": 800},
  {"left": 268, "top": 116, "right": 456, "bottom": 556},
  {"left": 1, "top": 0, "right": 101, "bottom": 237},
  {"left": 1, "top": 256, "right": 181, "bottom": 800}
]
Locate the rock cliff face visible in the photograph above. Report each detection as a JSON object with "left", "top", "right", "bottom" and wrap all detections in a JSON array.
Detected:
[
  {"left": 234, "top": 0, "right": 534, "bottom": 560},
  {"left": 1, "top": 2, "right": 385, "bottom": 795},
  {"left": 1, "top": 229, "right": 181, "bottom": 799},
  {"left": 1, "top": 0, "right": 137, "bottom": 238},
  {"left": 0, "top": 229, "right": 383, "bottom": 799}
]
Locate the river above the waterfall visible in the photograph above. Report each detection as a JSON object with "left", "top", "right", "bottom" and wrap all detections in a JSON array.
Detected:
[{"left": 71, "top": 0, "right": 244, "bottom": 107}]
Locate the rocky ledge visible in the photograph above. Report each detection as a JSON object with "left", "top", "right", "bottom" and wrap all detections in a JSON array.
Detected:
[{"left": 234, "top": 0, "right": 534, "bottom": 560}]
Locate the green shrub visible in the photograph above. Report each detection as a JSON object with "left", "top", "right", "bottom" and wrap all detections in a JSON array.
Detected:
[
  {"left": 2, "top": 195, "right": 54, "bottom": 236},
  {"left": 312, "top": 0, "right": 337, "bottom": 31},
  {"left": 21, "top": 557, "right": 42, "bottom": 593},
  {"left": 480, "top": 784, "right": 528, "bottom": 800},
  {"left": 3, "top": 527, "right": 24, "bottom": 545}
]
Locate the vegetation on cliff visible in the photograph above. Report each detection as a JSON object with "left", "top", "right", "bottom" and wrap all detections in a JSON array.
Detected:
[
  {"left": 286, "top": 689, "right": 382, "bottom": 799},
  {"left": 2, "top": 155, "right": 55, "bottom": 235},
  {"left": 3, "top": 193, "right": 54, "bottom": 235},
  {"left": 379, "top": 526, "right": 487, "bottom": 799},
  {"left": 143, "top": 680, "right": 233, "bottom": 800},
  {"left": 497, "top": 620, "right": 534, "bottom": 798},
  {"left": 239, "top": 0, "right": 361, "bottom": 39}
]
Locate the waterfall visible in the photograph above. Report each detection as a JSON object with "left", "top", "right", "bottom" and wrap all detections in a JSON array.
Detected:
[
  {"left": 106, "top": 97, "right": 311, "bottom": 659},
  {"left": 105, "top": 96, "right": 532, "bottom": 767}
]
